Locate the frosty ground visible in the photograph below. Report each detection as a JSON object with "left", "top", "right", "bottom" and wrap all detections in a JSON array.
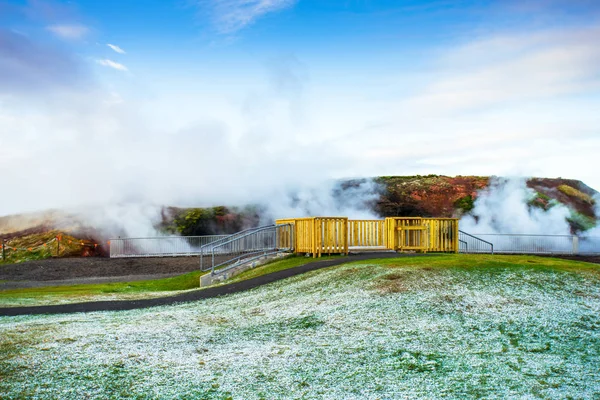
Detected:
[{"left": 1, "top": 255, "right": 599, "bottom": 399}]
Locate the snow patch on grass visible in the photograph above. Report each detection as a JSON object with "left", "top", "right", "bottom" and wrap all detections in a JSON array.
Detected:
[{"left": 1, "top": 260, "right": 599, "bottom": 399}]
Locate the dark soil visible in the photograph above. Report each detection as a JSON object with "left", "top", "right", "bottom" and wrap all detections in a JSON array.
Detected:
[
  {"left": 2, "top": 254, "right": 598, "bottom": 286},
  {"left": 0, "top": 256, "right": 228, "bottom": 282},
  {"left": 548, "top": 255, "right": 600, "bottom": 264},
  {"left": 0, "top": 252, "right": 404, "bottom": 316}
]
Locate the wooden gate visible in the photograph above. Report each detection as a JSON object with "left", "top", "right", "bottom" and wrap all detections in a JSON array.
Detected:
[{"left": 386, "top": 217, "right": 458, "bottom": 253}]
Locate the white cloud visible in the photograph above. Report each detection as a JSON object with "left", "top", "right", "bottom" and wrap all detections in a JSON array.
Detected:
[
  {"left": 200, "top": 0, "right": 297, "bottom": 33},
  {"left": 96, "top": 59, "right": 128, "bottom": 71},
  {"left": 2, "top": 19, "right": 600, "bottom": 226},
  {"left": 47, "top": 24, "right": 89, "bottom": 39},
  {"left": 409, "top": 27, "right": 600, "bottom": 113},
  {"left": 107, "top": 43, "right": 126, "bottom": 54}
]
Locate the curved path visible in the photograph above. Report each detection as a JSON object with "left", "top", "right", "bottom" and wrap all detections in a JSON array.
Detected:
[{"left": 0, "top": 252, "right": 408, "bottom": 317}]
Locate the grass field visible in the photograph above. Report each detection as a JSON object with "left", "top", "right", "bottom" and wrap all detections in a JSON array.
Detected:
[
  {"left": 1, "top": 255, "right": 599, "bottom": 398},
  {"left": 0, "top": 255, "right": 337, "bottom": 307},
  {"left": 0, "top": 269, "right": 206, "bottom": 307}
]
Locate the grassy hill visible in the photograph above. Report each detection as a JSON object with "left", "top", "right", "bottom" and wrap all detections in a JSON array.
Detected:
[
  {"left": 372, "top": 175, "right": 597, "bottom": 221},
  {"left": 0, "top": 176, "right": 597, "bottom": 264},
  {"left": 1, "top": 255, "right": 599, "bottom": 398}
]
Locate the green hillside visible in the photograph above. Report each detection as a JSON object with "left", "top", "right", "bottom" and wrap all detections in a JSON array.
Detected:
[{"left": 1, "top": 255, "right": 599, "bottom": 398}]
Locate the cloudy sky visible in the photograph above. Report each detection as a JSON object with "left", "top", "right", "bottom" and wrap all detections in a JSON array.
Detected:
[{"left": 1, "top": 0, "right": 599, "bottom": 215}]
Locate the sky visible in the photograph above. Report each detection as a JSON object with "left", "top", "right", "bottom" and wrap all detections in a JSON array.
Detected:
[{"left": 1, "top": 0, "right": 600, "bottom": 215}]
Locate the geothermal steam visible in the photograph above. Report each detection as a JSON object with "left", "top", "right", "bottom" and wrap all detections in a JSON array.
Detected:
[{"left": 459, "top": 177, "right": 573, "bottom": 235}]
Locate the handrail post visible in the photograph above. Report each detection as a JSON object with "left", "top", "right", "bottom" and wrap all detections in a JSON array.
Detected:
[{"left": 211, "top": 249, "right": 215, "bottom": 275}]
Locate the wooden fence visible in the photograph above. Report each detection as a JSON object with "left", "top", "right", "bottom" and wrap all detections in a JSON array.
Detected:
[
  {"left": 277, "top": 216, "right": 458, "bottom": 257},
  {"left": 385, "top": 217, "right": 458, "bottom": 253},
  {"left": 275, "top": 217, "right": 348, "bottom": 257},
  {"left": 348, "top": 220, "right": 386, "bottom": 248}
]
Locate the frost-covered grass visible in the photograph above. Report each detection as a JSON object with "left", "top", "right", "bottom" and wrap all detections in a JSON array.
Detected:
[{"left": 1, "top": 255, "right": 599, "bottom": 399}]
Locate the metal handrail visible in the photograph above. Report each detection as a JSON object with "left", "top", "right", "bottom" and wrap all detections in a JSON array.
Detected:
[
  {"left": 198, "top": 226, "right": 264, "bottom": 252},
  {"left": 199, "top": 225, "right": 269, "bottom": 270},
  {"left": 459, "top": 230, "right": 494, "bottom": 255},
  {"left": 210, "top": 224, "right": 294, "bottom": 274}
]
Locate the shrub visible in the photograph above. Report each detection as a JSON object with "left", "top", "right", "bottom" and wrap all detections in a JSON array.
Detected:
[
  {"left": 453, "top": 195, "right": 474, "bottom": 212},
  {"left": 558, "top": 185, "right": 595, "bottom": 205}
]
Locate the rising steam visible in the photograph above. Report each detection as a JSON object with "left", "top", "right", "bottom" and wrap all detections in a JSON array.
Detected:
[{"left": 459, "top": 177, "right": 573, "bottom": 235}]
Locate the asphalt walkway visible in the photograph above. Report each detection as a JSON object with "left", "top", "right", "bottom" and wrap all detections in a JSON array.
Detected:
[{"left": 0, "top": 252, "right": 407, "bottom": 316}]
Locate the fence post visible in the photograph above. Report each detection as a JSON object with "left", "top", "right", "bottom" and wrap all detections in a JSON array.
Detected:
[
  {"left": 2, "top": 239, "right": 5, "bottom": 262},
  {"left": 572, "top": 236, "right": 579, "bottom": 255},
  {"left": 343, "top": 219, "right": 349, "bottom": 255},
  {"left": 56, "top": 236, "right": 60, "bottom": 257}
]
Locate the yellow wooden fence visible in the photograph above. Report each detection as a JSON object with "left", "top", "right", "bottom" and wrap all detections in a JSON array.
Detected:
[
  {"left": 348, "top": 220, "right": 386, "bottom": 248},
  {"left": 277, "top": 216, "right": 458, "bottom": 257},
  {"left": 276, "top": 217, "right": 348, "bottom": 257},
  {"left": 385, "top": 217, "right": 458, "bottom": 253}
]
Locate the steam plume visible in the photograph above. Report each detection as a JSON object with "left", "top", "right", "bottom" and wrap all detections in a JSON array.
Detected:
[{"left": 459, "top": 177, "right": 572, "bottom": 235}]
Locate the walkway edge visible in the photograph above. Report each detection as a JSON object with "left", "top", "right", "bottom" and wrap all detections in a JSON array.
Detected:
[{"left": 0, "top": 253, "right": 403, "bottom": 317}]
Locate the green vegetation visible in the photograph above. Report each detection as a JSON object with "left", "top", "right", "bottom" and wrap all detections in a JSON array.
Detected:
[
  {"left": 0, "top": 254, "right": 333, "bottom": 307},
  {"left": 343, "top": 253, "right": 599, "bottom": 274},
  {"left": 0, "top": 269, "right": 209, "bottom": 307},
  {"left": 453, "top": 194, "right": 474, "bottom": 212},
  {"left": 226, "top": 254, "right": 339, "bottom": 283},
  {"left": 163, "top": 205, "right": 263, "bottom": 236},
  {"left": 0, "top": 231, "right": 93, "bottom": 265},
  {"left": 1, "top": 255, "right": 598, "bottom": 398},
  {"left": 374, "top": 175, "right": 489, "bottom": 218},
  {"left": 568, "top": 210, "right": 597, "bottom": 232},
  {"left": 1, "top": 254, "right": 597, "bottom": 308},
  {"left": 163, "top": 207, "right": 224, "bottom": 236},
  {"left": 376, "top": 174, "right": 441, "bottom": 182},
  {"left": 527, "top": 191, "right": 554, "bottom": 210},
  {"left": 558, "top": 184, "right": 595, "bottom": 205}
]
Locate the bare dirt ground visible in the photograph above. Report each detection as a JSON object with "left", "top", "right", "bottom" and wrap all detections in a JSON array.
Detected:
[
  {"left": 1, "top": 254, "right": 598, "bottom": 291},
  {"left": 0, "top": 256, "right": 224, "bottom": 284},
  {"left": 550, "top": 255, "right": 600, "bottom": 264}
]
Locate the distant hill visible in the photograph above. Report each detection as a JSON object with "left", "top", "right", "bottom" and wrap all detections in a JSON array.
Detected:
[
  {"left": 372, "top": 176, "right": 597, "bottom": 231},
  {"left": 1, "top": 176, "right": 598, "bottom": 246}
]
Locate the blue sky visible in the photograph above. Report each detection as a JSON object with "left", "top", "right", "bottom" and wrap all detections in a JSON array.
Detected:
[{"left": 1, "top": 0, "right": 600, "bottom": 213}]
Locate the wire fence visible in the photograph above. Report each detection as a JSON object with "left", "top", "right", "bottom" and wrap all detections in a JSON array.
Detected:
[
  {"left": 579, "top": 236, "right": 600, "bottom": 255},
  {"left": 108, "top": 229, "right": 600, "bottom": 259},
  {"left": 109, "top": 235, "right": 228, "bottom": 258},
  {"left": 459, "top": 233, "right": 600, "bottom": 255}
]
